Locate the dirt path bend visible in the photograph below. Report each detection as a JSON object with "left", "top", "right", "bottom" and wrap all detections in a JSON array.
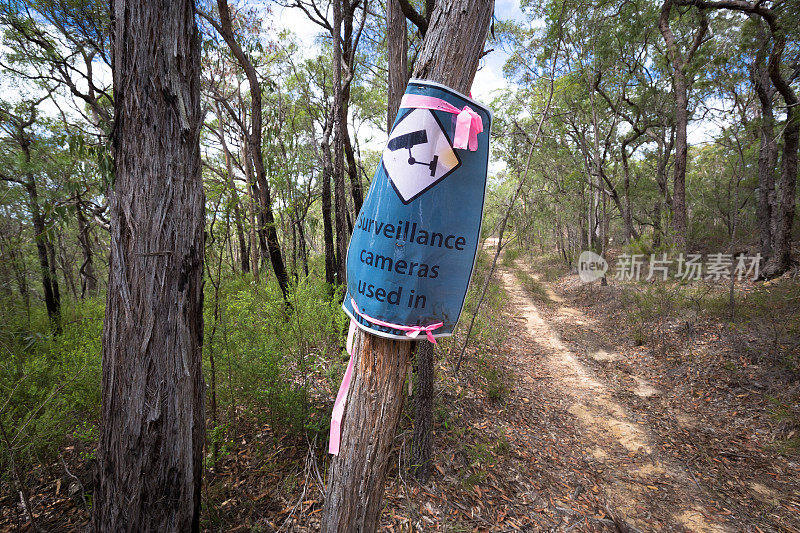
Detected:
[{"left": 498, "top": 260, "right": 729, "bottom": 532}]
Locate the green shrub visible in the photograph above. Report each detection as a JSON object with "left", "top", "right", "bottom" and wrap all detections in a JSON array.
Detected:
[
  {"left": 0, "top": 297, "right": 103, "bottom": 482},
  {"left": 203, "top": 275, "right": 348, "bottom": 439}
]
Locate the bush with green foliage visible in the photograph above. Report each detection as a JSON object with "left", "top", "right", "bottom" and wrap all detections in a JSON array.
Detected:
[
  {"left": 0, "top": 296, "right": 103, "bottom": 482},
  {"left": 203, "top": 274, "right": 348, "bottom": 442}
]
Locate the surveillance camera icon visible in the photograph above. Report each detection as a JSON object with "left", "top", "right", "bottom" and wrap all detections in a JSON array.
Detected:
[{"left": 387, "top": 129, "right": 439, "bottom": 177}]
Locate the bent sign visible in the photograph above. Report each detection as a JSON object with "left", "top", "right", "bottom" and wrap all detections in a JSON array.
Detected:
[{"left": 342, "top": 79, "right": 492, "bottom": 341}]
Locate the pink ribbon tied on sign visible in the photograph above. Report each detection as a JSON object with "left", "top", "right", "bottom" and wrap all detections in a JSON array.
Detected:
[
  {"left": 400, "top": 94, "right": 484, "bottom": 151},
  {"left": 350, "top": 298, "right": 443, "bottom": 343},
  {"left": 328, "top": 301, "right": 444, "bottom": 455}
]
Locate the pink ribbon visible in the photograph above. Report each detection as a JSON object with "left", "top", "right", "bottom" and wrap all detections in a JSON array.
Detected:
[
  {"left": 400, "top": 94, "right": 484, "bottom": 151},
  {"left": 350, "top": 298, "right": 443, "bottom": 343},
  {"left": 328, "top": 300, "right": 443, "bottom": 455},
  {"left": 328, "top": 320, "right": 357, "bottom": 455}
]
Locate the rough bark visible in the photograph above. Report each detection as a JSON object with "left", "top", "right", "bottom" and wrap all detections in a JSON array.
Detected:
[
  {"left": 752, "top": 21, "right": 778, "bottom": 259},
  {"left": 93, "top": 0, "right": 205, "bottom": 530},
  {"left": 764, "top": 21, "right": 798, "bottom": 277},
  {"left": 332, "top": 0, "right": 349, "bottom": 284},
  {"left": 767, "top": 104, "right": 798, "bottom": 277},
  {"left": 411, "top": 341, "right": 434, "bottom": 482},
  {"left": 386, "top": 0, "right": 408, "bottom": 131},
  {"left": 411, "top": 0, "right": 494, "bottom": 94},
  {"left": 659, "top": 0, "right": 707, "bottom": 251},
  {"left": 320, "top": 329, "right": 414, "bottom": 532},
  {"left": 322, "top": 1, "right": 493, "bottom": 530}
]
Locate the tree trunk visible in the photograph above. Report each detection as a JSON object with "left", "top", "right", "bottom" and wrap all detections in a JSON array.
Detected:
[
  {"left": 764, "top": 17, "right": 798, "bottom": 277},
  {"left": 241, "top": 139, "right": 260, "bottom": 282},
  {"left": 76, "top": 196, "right": 98, "bottom": 297},
  {"left": 340, "top": 0, "right": 366, "bottom": 220},
  {"left": 215, "top": 0, "right": 289, "bottom": 297},
  {"left": 671, "top": 66, "right": 689, "bottom": 250},
  {"left": 411, "top": 0, "right": 494, "bottom": 94},
  {"left": 332, "top": 0, "right": 349, "bottom": 285},
  {"left": 659, "top": 0, "right": 707, "bottom": 251},
  {"left": 767, "top": 108, "right": 798, "bottom": 276},
  {"left": 320, "top": 329, "right": 413, "bottom": 532},
  {"left": 321, "top": 0, "right": 493, "bottom": 529},
  {"left": 321, "top": 123, "right": 337, "bottom": 286},
  {"left": 56, "top": 232, "right": 78, "bottom": 301},
  {"left": 216, "top": 102, "right": 250, "bottom": 274},
  {"left": 93, "top": 0, "right": 204, "bottom": 530},
  {"left": 343, "top": 124, "right": 363, "bottom": 216},
  {"left": 22, "top": 151, "right": 61, "bottom": 333},
  {"left": 752, "top": 23, "right": 778, "bottom": 260},
  {"left": 620, "top": 140, "right": 639, "bottom": 243},
  {"left": 411, "top": 341, "right": 434, "bottom": 482},
  {"left": 387, "top": 0, "right": 408, "bottom": 132}
]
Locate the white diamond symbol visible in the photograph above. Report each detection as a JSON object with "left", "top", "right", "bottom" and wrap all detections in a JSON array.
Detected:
[{"left": 382, "top": 108, "right": 461, "bottom": 203}]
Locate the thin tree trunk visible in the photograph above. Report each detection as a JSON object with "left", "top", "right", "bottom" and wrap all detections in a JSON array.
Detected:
[
  {"left": 343, "top": 126, "right": 363, "bottom": 216},
  {"left": 411, "top": 341, "right": 434, "bottom": 482},
  {"left": 213, "top": 0, "right": 289, "bottom": 297},
  {"left": 56, "top": 232, "right": 78, "bottom": 301},
  {"left": 0, "top": 231, "right": 29, "bottom": 310},
  {"left": 93, "top": 0, "right": 204, "bottom": 530},
  {"left": 216, "top": 102, "right": 250, "bottom": 274},
  {"left": 620, "top": 140, "right": 639, "bottom": 243},
  {"left": 23, "top": 161, "right": 61, "bottom": 333},
  {"left": 659, "top": 0, "right": 707, "bottom": 251},
  {"left": 321, "top": 126, "right": 337, "bottom": 286},
  {"left": 76, "top": 197, "right": 98, "bottom": 297},
  {"left": 321, "top": 1, "right": 493, "bottom": 529},
  {"left": 332, "top": 0, "right": 349, "bottom": 285},
  {"left": 241, "top": 138, "right": 260, "bottom": 282}
]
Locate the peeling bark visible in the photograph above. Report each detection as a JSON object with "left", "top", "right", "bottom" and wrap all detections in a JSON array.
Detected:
[{"left": 93, "top": 1, "right": 205, "bottom": 530}]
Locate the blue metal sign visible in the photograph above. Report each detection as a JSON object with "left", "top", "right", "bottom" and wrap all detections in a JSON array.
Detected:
[{"left": 342, "top": 79, "right": 492, "bottom": 340}]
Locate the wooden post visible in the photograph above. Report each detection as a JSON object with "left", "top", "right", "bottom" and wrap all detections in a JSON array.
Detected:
[{"left": 321, "top": 1, "right": 494, "bottom": 531}]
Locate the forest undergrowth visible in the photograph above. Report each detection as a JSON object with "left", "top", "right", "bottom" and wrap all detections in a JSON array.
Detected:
[{"left": 2, "top": 243, "right": 799, "bottom": 531}]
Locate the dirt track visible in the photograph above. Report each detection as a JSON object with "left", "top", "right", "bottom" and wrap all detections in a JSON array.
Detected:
[{"left": 498, "top": 259, "right": 728, "bottom": 531}]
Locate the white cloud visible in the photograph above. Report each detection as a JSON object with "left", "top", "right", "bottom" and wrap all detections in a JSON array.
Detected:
[{"left": 270, "top": 4, "right": 325, "bottom": 59}]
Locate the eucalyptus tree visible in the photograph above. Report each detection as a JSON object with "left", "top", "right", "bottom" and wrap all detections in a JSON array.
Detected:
[
  {"left": 0, "top": 0, "right": 112, "bottom": 132},
  {"left": 659, "top": 0, "right": 711, "bottom": 250},
  {"left": 0, "top": 99, "right": 62, "bottom": 332},
  {"left": 675, "top": 0, "right": 798, "bottom": 276},
  {"left": 321, "top": 1, "right": 495, "bottom": 527},
  {"left": 93, "top": 0, "right": 205, "bottom": 529},
  {"left": 199, "top": 0, "right": 290, "bottom": 297},
  {"left": 283, "top": 0, "right": 380, "bottom": 283}
]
